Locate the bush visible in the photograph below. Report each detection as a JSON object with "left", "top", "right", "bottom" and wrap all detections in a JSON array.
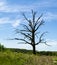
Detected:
[{"left": 0, "top": 43, "right": 5, "bottom": 51}]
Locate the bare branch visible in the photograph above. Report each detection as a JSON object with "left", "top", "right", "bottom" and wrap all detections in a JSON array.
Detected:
[
  {"left": 44, "top": 41, "right": 51, "bottom": 46},
  {"left": 35, "top": 20, "right": 44, "bottom": 31},
  {"left": 19, "top": 32, "right": 32, "bottom": 40},
  {"left": 35, "top": 32, "right": 40, "bottom": 38},
  {"left": 21, "top": 24, "right": 32, "bottom": 32},
  {"left": 22, "top": 13, "right": 33, "bottom": 28},
  {"left": 35, "top": 32, "right": 47, "bottom": 45},
  {"left": 28, "top": 20, "right": 33, "bottom": 29},
  {"left": 22, "top": 13, "right": 29, "bottom": 22},
  {"left": 34, "top": 14, "right": 43, "bottom": 29},
  {"left": 36, "top": 13, "right": 43, "bottom": 23},
  {"left": 15, "top": 29, "right": 30, "bottom": 34},
  {"left": 32, "top": 10, "right": 37, "bottom": 23},
  {"left": 35, "top": 31, "right": 40, "bottom": 36},
  {"left": 14, "top": 38, "right": 32, "bottom": 45},
  {"left": 22, "top": 12, "right": 34, "bottom": 29}
]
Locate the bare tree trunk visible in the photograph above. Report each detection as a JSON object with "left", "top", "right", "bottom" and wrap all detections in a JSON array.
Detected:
[{"left": 33, "top": 44, "right": 36, "bottom": 54}]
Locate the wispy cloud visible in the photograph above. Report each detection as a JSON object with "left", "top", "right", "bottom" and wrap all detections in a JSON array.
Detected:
[
  {"left": 0, "top": 0, "right": 57, "bottom": 27},
  {"left": 36, "top": 39, "right": 57, "bottom": 51},
  {"left": 0, "top": 0, "right": 57, "bottom": 12},
  {"left": 46, "top": 39, "right": 57, "bottom": 46},
  {"left": 12, "top": 19, "right": 21, "bottom": 28},
  {"left": 43, "top": 12, "right": 57, "bottom": 22},
  {"left": 0, "top": 17, "right": 10, "bottom": 24},
  {"left": 0, "top": 12, "right": 57, "bottom": 28},
  {"left": 0, "top": 17, "right": 21, "bottom": 27},
  {"left": 0, "top": 0, "right": 7, "bottom": 12},
  {"left": 0, "top": 0, "right": 34, "bottom": 12}
]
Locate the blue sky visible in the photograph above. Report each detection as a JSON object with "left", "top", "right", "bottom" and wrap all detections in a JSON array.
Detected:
[{"left": 0, "top": 0, "right": 57, "bottom": 51}]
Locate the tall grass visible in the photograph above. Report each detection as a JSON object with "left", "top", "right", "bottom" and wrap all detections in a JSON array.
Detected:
[{"left": 0, "top": 50, "right": 57, "bottom": 65}]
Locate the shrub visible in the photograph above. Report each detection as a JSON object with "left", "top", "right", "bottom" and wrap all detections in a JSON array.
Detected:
[{"left": 0, "top": 43, "right": 5, "bottom": 51}]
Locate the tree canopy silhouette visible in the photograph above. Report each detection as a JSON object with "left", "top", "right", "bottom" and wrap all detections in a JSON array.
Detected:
[{"left": 13, "top": 10, "right": 47, "bottom": 54}]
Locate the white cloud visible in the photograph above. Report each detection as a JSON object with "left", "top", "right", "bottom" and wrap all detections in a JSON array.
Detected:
[
  {"left": 36, "top": 39, "right": 57, "bottom": 51},
  {"left": 0, "top": 17, "right": 22, "bottom": 28},
  {"left": 47, "top": 40, "right": 57, "bottom": 46},
  {"left": 12, "top": 19, "right": 21, "bottom": 28}
]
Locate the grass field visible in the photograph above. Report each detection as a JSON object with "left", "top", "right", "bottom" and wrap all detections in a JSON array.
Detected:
[{"left": 0, "top": 50, "right": 57, "bottom": 65}]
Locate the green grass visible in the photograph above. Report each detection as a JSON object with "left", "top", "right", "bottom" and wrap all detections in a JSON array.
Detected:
[{"left": 0, "top": 50, "right": 57, "bottom": 65}]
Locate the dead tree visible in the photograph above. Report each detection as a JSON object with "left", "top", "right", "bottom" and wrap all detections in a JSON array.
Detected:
[{"left": 13, "top": 10, "right": 47, "bottom": 54}]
